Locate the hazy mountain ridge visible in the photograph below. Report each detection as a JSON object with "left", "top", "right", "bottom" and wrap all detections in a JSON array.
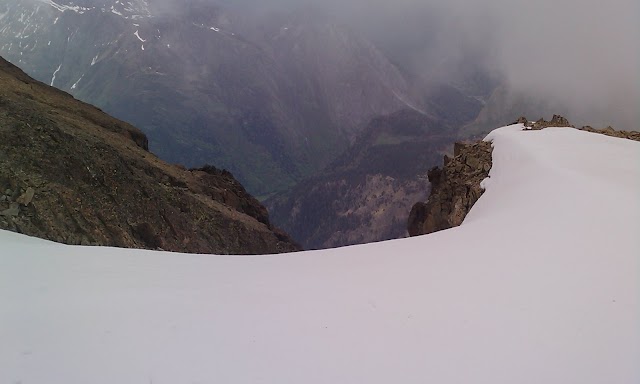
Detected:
[
  {"left": 1, "top": 0, "right": 502, "bottom": 248},
  {"left": 0, "top": 0, "right": 435, "bottom": 197}
]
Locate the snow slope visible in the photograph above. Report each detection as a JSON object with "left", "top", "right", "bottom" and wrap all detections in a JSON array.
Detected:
[{"left": 1, "top": 125, "right": 639, "bottom": 383}]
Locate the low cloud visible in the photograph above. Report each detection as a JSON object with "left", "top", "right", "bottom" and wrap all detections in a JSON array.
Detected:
[
  {"left": 350, "top": 0, "right": 639, "bottom": 128},
  {"left": 161, "top": 0, "right": 640, "bottom": 128}
]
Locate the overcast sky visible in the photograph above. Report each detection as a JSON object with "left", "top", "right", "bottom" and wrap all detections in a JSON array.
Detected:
[{"left": 169, "top": 0, "right": 640, "bottom": 128}]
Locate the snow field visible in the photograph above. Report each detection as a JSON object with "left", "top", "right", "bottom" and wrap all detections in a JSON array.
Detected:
[{"left": 1, "top": 124, "right": 638, "bottom": 383}]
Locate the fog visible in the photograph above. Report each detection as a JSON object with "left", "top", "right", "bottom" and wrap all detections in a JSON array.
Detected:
[{"left": 161, "top": 0, "right": 640, "bottom": 129}]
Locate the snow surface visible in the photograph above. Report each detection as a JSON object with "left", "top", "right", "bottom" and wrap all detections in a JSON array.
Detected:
[{"left": 1, "top": 125, "right": 639, "bottom": 383}]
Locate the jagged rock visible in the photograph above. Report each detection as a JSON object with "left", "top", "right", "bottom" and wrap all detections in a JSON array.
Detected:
[
  {"left": 579, "top": 125, "right": 640, "bottom": 142},
  {"left": 521, "top": 114, "right": 575, "bottom": 130},
  {"left": 550, "top": 114, "right": 571, "bottom": 127},
  {"left": 519, "top": 116, "right": 639, "bottom": 141},
  {"left": 466, "top": 155, "right": 481, "bottom": 169},
  {"left": 16, "top": 187, "right": 35, "bottom": 206},
  {"left": 427, "top": 167, "right": 443, "bottom": 185},
  {"left": 454, "top": 142, "right": 470, "bottom": 156},
  {"left": 408, "top": 141, "right": 493, "bottom": 236},
  {"left": 407, "top": 202, "right": 429, "bottom": 237}
]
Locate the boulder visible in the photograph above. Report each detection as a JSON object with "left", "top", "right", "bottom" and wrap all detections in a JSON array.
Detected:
[{"left": 16, "top": 187, "right": 35, "bottom": 206}]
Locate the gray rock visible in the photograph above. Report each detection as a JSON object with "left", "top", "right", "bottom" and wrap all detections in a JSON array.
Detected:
[
  {"left": 1, "top": 203, "right": 20, "bottom": 217},
  {"left": 466, "top": 156, "right": 480, "bottom": 169},
  {"left": 454, "top": 142, "right": 470, "bottom": 157},
  {"left": 16, "top": 187, "right": 35, "bottom": 206}
]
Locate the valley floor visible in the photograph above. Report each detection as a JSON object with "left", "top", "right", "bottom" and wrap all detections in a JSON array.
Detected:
[{"left": 1, "top": 124, "right": 639, "bottom": 383}]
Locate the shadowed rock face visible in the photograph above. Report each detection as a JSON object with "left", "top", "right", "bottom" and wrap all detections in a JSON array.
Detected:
[
  {"left": 0, "top": 56, "right": 299, "bottom": 254},
  {"left": 408, "top": 141, "right": 492, "bottom": 236}
]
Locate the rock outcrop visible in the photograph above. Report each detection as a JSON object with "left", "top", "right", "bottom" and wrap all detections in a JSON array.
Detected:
[
  {"left": 408, "top": 115, "right": 639, "bottom": 237},
  {"left": 579, "top": 125, "right": 640, "bottom": 142},
  {"left": 407, "top": 141, "right": 492, "bottom": 236},
  {"left": 0, "top": 56, "right": 299, "bottom": 254},
  {"left": 520, "top": 114, "right": 574, "bottom": 129}
]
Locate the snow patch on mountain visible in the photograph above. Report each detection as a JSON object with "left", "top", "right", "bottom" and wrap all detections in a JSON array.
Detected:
[
  {"left": 33, "top": 0, "right": 152, "bottom": 18},
  {"left": 39, "top": 0, "right": 92, "bottom": 14},
  {"left": 49, "top": 62, "right": 61, "bottom": 86},
  {"left": 70, "top": 73, "right": 83, "bottom": 89},
  {"left": 133, "top": 30, "right": 145, "bottom": 42}
]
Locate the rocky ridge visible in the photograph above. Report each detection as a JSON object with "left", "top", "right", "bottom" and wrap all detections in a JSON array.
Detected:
[
  {"left": 0, "top": 56, "right": 299, "bottom": 254},
  {"left": 408, "top": 115, "right": 639, "bottom": 237}
]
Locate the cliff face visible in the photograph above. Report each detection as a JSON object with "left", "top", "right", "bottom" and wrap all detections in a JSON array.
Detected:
[
  {"left": 407, "top": 141, "right": 492, "bottom": 236},
  {"left": 0, "top": 56, "right": 299, "bottom": 254},
  {"left": 408, "top": 115, "right": 640, "bottom": 237}
]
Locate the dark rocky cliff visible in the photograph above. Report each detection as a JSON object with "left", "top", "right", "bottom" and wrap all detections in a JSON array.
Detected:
[
  {"left": 0, "top": 56, "right": 299, "bottom": 254},
  {"left": 407, "top": 141, "right": 492, "bottom": 236}
]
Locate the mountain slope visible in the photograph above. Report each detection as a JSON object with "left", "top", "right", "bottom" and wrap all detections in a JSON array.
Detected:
[
  {"left": 2, "top": 124, "right": 638, "bottom": 383},
  {"left": 0, "top": 55, "right": 298, "bottom": 254}
]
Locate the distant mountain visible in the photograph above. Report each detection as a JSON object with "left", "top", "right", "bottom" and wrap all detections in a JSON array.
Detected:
[
  {"left": 266, "top": 100, "right": 482, "bottom": 249},
  {"left": 0, "top": 0, "right": 428, "bottom": 197},
  {"left": 0, "top": 55, "right": 299, "bottom": 254}
]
